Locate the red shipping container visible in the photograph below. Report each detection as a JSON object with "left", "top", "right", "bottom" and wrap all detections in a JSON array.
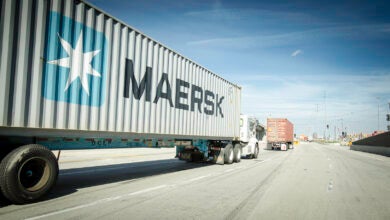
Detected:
[{"left": 267, "top": 118, "right": 294, "bottom": 143}]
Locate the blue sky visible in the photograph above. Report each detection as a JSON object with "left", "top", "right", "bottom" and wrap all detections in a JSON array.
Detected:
[{"left": 90, "top": 0, "right": 390, "bottom": 137}]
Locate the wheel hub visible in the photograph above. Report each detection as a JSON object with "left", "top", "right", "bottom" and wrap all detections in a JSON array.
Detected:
[
  {"left": 26, "top": 170, "right": 33, "bottom": 177},
  {"left": 19, "top": 157, "right": 50, "bottom": 192}
]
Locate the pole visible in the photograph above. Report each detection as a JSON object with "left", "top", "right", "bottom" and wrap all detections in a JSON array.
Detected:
[
  {"left": 324, "top": 91, "right": 327, "bottom": 141},
  {"left": 377, "top": 97, "right": 380, "bottom": 131}
]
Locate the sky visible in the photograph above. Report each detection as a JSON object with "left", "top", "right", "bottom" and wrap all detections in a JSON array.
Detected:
[{"left": 89, "top": 0, "right": 390, "bottom": 137}]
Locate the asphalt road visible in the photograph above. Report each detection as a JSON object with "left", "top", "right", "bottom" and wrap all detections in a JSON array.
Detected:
[{"left": 1, "top": 143, "right": 389, "bottom": 220}]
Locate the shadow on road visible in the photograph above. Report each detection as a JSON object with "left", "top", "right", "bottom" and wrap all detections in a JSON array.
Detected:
[
  {"left": 0, "top": 192, "right": 10, "bottom": 207},
  {"left": 0, "top": 159, "right": 211, "bottom": 207}
]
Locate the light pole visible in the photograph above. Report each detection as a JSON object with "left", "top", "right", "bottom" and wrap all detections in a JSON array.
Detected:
[
  {"left": 337, "top": 118, "right": 343, "bottom": 141},
  {"left": 376, "top": 97, "right": 380, "bottom": 131},
  {"left": 324, "top": 91, "right": 327, "bottom": 141},
  {"left": 386, "top": 102, "right": 390, "bottom": 131}
]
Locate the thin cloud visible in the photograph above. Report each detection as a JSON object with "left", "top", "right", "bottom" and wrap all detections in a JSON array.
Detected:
[
  {"left": 185, "top": 8, "right": 335, "bottom": 26},
  {"left": 186, "top": 24, "right": 390, "bottom": 49},
  {"left": 291, "top": 49, "right": 303, "bottom": 57}
]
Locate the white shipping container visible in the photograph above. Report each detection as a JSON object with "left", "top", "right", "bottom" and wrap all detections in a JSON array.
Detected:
[{"left": 0, "top": 0, "right": 241, "bottom": 140}]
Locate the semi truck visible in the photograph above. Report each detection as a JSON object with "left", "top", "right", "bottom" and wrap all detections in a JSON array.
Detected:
[
  {"left": 239, "top": 115, "right": 265, "bottom": 158},
  {"left": 266, "top": 118, "right": 294, "bottom": 151},
  {"left": 0, "top": 0, "right": 243, "bottom": 204}
]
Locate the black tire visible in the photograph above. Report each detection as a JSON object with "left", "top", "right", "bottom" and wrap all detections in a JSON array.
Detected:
[
  {"left": 224, "top": 144, "right": 234, "bottom": 164},
  {"left": 233, "top": 144, "right": 241, "bottom": 163},
  {"left": 0, "top": 144, "right": 59, "bottom": 204},
  {"left": 253, "top": 144, "right": 259, "bottom": 159}
]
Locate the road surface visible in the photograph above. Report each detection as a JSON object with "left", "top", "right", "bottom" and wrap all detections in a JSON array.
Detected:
[{"left": 1, "top": 142, "right": 389, "bottom": 220}]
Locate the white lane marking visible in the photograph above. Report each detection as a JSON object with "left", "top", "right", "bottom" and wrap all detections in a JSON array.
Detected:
[
  {"left": 181, "top": 175, "right": 212, "bottom": 184},
  {"left": 327, "top": 180, "right": 333, "bottom": 192},
  {"left": 224, "top": 168, "right": 235, "bottom": 173},
  {"left": 234, "top": 166, "right": 246, "bottom": 170},
  {"left": 25, "top": 185, "right": 168, "bottom": 220},
  {"left": 258, "top": 155, "right": 279, "bottom": 163},
  {"left": 27, "top": 155, "right": 280, "bottom": 219},
  {"left": 127, "top": 185, "right": 168, "bottom": 196},
  {"left": 257, "top": 159, "right": 268, "bottom": 164}
]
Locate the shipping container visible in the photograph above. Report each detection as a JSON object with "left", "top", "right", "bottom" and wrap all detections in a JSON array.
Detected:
[
  {"left": 266, "top": 118, "right": 294, "bottom": 150},
  {"left": 0, "top": 0, "right": 242, "bottom": 204},
  {"left": 0, "top": 0, "right": 241, "bottom": 140}
]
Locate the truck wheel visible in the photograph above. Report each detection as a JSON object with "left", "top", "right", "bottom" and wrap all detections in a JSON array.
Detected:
[
  {"left": 233, "top": 144, "right": 241, "bottom": 163},
  {"left": 0, "top": 153, "right": 6, "bottom": 203},
  {"left": 253, "top": 144, "right": 259, "bottom": 159},
  {"left": 0, "top": 144, "right": 58, "bottom": 204},
  {"left": 224, "top": 144, "right": 234, "bottom": 164}
]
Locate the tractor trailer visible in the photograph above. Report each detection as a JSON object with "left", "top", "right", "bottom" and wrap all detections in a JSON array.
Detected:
[
  {"left": 0, "top": 0, "right": 244, "bottom": 204},
  {"left": 239, "top": 115, "right": 265, "bottom": 158},
  {"left": 266, "top": 118, "right": 294, "bottom": 151}
]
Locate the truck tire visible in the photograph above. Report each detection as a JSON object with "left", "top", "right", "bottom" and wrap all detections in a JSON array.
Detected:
[
  {"left": 233, "top": 144, "right": 241, "bottom": 163},
  {"left": 0, "top": 144, "right": 59, "bottom": 204},
  {"left": 224, "top": 144, "right": 234, "bottom": 164},
  {"left": 0, "top": 153, "right": 6, "bottom": 203},
  {"left": 253, "top": 144, "right": 259, "bottom": 159}
]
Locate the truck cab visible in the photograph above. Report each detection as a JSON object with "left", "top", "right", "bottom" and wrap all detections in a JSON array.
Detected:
[{"left": 239, "top": 115, "right": 265, "bottom": 158}]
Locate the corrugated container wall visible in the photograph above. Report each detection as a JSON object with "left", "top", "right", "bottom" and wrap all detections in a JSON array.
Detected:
[
  {"left": 267, "top": 118, "right": 294, "bottom": 143},
  {"left": 0, "top": 0, "right": 241, "bottom": 140}
]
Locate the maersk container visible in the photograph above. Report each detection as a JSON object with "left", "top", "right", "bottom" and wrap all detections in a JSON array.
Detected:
[{"left": 0, "top": 0, "right": 241, "bottom": 204}]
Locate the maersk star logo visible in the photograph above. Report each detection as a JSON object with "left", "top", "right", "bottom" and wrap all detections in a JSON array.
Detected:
[
  {"left": 48, "top": 32, "right": 101, "bottom": 96},
  {"left": 43, "top": 11, "right": 107, "bottom": 106}
]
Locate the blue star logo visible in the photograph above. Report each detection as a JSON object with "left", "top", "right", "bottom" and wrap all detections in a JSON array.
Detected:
[{"left": 43, "top": 11, "right": 108, "bottom": 106}]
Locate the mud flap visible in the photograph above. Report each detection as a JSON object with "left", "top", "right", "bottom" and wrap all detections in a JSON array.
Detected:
[{"left": 215, "top": 148, "right": 225, "bottom": 165}]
